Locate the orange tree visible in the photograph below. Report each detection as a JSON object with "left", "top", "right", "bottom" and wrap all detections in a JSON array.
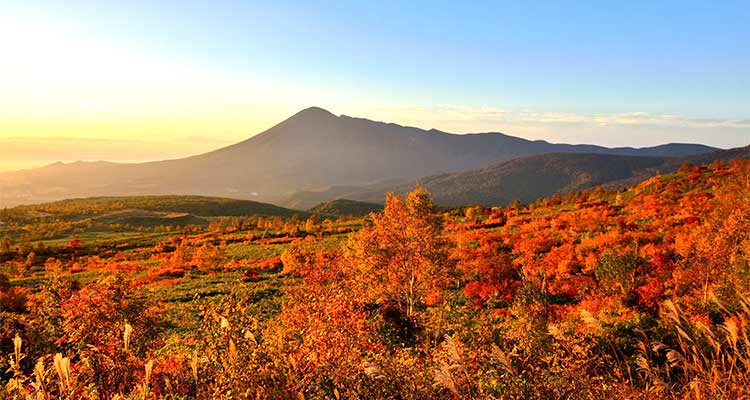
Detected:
[{"left": 344, "top": 188, "right": 453, "bottom": 321}]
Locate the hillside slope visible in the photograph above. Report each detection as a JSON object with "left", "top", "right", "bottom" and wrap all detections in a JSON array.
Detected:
[
  {"left": 13, "top": 195, "right": 304, "bottom": 218},
  {"left": 309, "top": 199, "right": 384, "bottom": 217},
  {"left": 303, "top": 146, "right": 750, "bottom": 206}
]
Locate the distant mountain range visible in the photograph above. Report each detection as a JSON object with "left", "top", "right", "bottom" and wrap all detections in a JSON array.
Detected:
[{"left": 0, "top": 107, "right": 728, "bottom": 208}]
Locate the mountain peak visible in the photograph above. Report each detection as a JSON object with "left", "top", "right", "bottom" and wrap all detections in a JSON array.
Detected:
[{"left": 292, "top": 106, "right": 337, "bottom": 119}]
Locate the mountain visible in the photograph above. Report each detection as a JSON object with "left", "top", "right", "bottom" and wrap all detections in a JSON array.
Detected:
[
  {"left": 0, "top": 107, "right": 718, "bottom": 207},
  {"left": 308, "top": 199, "right": 384, "bottom": 217},
  {"left": 287, "top": 146, "right": 750, "bottom": 207}
]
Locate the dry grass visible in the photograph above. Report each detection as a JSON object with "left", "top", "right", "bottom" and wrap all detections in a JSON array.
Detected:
[{"left": 637, "top": 297, "right": 750, "bottom": 399}]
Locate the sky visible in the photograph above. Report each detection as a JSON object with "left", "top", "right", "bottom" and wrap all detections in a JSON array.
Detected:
[{"left": 1, "top": 0, "right": 748, "bottom": 171}]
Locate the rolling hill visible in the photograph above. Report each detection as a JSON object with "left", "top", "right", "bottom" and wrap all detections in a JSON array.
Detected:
[
  {"left": 308, "top": 199, "right": 384, "bottom": 217},
  {"left": 0, "top": 107, "right": 717, "bottom": 207},
  {"left": 88, "top": 210, "right": 209, "bottom": 227},
  {"left": 286, "top": 146, "right": 750, "bottom": 207},
  {"left": 12, "top": 195, "right": 305, "bottom": 219}
]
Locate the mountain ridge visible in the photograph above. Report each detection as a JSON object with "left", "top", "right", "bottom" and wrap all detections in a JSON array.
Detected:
[
  {"left": 0, "top": 107, "right": 720, "bottom": 207},
  {"left": 287, "top": 146, "right": 749, "bottom": 207}
]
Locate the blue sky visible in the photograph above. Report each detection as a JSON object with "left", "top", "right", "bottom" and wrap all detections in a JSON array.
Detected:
[{"left": 1, "top": 1, "right": 748, "bottom": 170}]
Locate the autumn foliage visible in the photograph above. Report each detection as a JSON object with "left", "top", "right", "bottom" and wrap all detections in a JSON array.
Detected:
[{"left": 1, "top": 158, "right": 750, "bottom": 398}]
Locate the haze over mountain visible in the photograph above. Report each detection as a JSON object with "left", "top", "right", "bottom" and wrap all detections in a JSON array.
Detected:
[
  {"left": 0, "top": 107, "right": 719, "bottom": 208},
  {"left": 291, "top": 146, "right": 749, "bottom": 208}
]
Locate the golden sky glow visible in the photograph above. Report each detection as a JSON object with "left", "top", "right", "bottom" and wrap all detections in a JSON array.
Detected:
[{"left": 1, "top": 2, "right": 747, "bottom": 172}]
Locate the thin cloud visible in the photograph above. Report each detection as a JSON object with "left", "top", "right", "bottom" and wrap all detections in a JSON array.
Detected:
[
  {"left": 357, "top": 105, "right": 749, "bottom": 148},
  {"left": 367, "top": 105, "right": 750, "bottom": 130}
]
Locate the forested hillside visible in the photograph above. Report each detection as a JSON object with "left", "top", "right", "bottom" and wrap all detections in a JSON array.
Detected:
[
  {"left": 308, "top": 198, "right": 383, "bottom": 217},
  {"left": 296, "top": 146, "right": 749, "bottom": 207}
]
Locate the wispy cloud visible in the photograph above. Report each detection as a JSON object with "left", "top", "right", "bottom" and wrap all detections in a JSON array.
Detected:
[
  {"left": 515, "top": 111, "right": 750, "bottom": 129},
  {"left": 365, "top": 105, "right": 511, "bottom": 125},
  {"left": 356, "top": 105, "right": 750, "bottom": 148},
  {"left": 366, "top": 105, "right": 750, "bottom": 130}
]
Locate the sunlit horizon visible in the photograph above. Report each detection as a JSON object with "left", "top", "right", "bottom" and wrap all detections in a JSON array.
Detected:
[{"left": 1, "top": 1, "right": 748, "bottom": 172}]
